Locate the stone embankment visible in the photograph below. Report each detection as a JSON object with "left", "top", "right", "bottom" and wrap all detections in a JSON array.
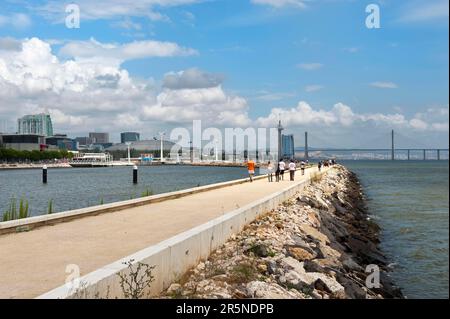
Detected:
[
  {"left": 162, "top": 165, "right": 403, "bottom": 299},
  {"left": 0, "top": 163, "right": 71, "bottom": 170}
]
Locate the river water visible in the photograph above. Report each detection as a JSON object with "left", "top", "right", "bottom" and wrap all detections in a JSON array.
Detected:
[
  {"left": 0, "top": 165, "right": 252, "bottom": 218},
  {"left": 0, "top": 161, "right": 448, "bottom": 298},
  {"left": 342, "top": 160, "right": 449, "bottom": 299}
]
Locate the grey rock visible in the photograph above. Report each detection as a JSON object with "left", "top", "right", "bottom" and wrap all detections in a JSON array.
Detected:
[
  {"left": 167, "top": 283, "right": 182, "bottom": 296},
  {"left": 246, "top": 281, "right": 302, "bottom": 299},
  {"left": 314, "top": 276, "right": 346, "bottom": 298}
]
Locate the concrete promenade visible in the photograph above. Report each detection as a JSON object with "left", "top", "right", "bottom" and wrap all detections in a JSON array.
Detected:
[{"left": 0, "top": 166, "right": 324, "bottom": 298}]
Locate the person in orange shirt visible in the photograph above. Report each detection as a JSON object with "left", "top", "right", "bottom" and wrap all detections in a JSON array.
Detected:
[{"left": 247, "top": 159, "right": 256, "bottom": 182}]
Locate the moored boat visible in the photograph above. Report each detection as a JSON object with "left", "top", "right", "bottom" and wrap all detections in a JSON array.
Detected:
[{"left": 69, "top": 153, "right": 113, "bottom": 168}]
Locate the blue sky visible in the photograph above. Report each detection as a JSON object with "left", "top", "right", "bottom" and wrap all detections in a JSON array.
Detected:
[{"left": 0, "top": 0, "right": 448, "bottom": 147}]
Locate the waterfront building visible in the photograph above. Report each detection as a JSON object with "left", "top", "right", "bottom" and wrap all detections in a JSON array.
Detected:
[
  {"left": 0, "top": 134, "right": 46, "bottom": 151},
  {"left": 17, "top": 113, "right": 53, "bottom": 137},
  {"left": 106, "top": 140, "right": 176, "bottom": 153},
  {"left": 46, "top": 135, "right": 78, "bottom": 151},
  {"left": 282, "top": 134, "right": 295, "bottom": 159},
  {"left": 75, "top": 136, "right": 95, "bottom": 146},
  {"left": 121, "top": 132, "right": 140, "bottom": 144},
  {"left": 89, "top": 132, "right": 109, "bottom": 144}
]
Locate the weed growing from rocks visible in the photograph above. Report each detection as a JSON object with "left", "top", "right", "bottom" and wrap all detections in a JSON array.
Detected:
[{"left": 117, "top": 259, "right": 156, "bottom": 299}]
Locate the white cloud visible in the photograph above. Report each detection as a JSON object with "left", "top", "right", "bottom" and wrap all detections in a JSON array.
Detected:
[
  {"left": 0, "top": 37, "right": 23, "bottom": 51},
  {"left": 409, "top": 118, "right": 428, "bottom": 130},
  {"left": 163, "top": 68, "right": 224, "bottom": 90},
  {"left": 370, "top": 81, "right": 398, "bottom": 89},
  {"left": 305, "top": 85, "right": 324, "bottom": 92},
  {"left": 0, "top": 37, "right": 447, "bottom": 146},
  {"left": 253, "top": 91, "right": 295, "bottom": 101},
  {"left": 0, "top": 13, "right": 31, "bottom": 29},
  {"left": 34, "top": 0, "right": 201, "bottom": 22},
  {"left": 297, "top": 63, "right": 323, "bottom": 71},
  {"left": 143, "top": 86, "right": 250, "bottom": 126},
  {"left": 59, "top": 38, "right": 197, "bottom": 66},
  {"left": 251, "top": 0, "right": 307, "bottom": 8},
  {"left": 0, "top": 37, "right": 250, "bottom": 137},
  {"left": 398, "top": 0, "right": 449, "bottom": 23},
  {"left": 256, "top": 101, "right": 449, "bottom": 132},
  {"left": 111, "top": 18, "right": 142, "bottom": 31}
]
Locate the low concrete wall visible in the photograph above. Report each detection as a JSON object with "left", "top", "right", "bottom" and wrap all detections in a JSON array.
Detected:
[
  {"left": 37, "top": 169, "right": 326, "bottom": 299},
  {"left": 0, "top": 173, "right": 269, "bottom": 235}
]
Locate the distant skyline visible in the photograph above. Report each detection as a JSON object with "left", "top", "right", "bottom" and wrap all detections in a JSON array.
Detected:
[{"left": 0, "top": 0, "right": 448, "bottom": 148}]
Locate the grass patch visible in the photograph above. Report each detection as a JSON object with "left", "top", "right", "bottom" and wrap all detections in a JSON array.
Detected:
[
  {"left": 47, "top": 199, "right": 54, "bottom": 214},
  {"left": 310, "top": 173, "right": 323, "bottom": 184},
  {"left": 141, "top": 188, "right": 153, "bottom": 198},
  {"left": 229, "top": 262, "right": 259, "bottom": 284},
  {"left": 205, "top": 263, "right": 227, "bottom": 278},
  {"left": 2, "top": 197, "right": 30, "bottom": 222}
]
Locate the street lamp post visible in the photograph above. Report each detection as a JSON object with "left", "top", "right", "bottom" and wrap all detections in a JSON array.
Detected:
[
  {"left": 214, "top": 139, "right": 219, "bottom": 162},
  {"left": 159, "top": 132, "right": 165, "bottom": 163},
  {"left": 125, "top": 142, "right": 131, "bottom": 164}
]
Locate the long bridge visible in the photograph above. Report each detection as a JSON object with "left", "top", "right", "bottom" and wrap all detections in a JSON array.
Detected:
[{"left": 298, "top": 131, "right": 449, "bottom": 161}]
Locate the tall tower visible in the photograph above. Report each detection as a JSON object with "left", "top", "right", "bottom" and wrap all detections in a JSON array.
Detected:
[
  {"left": 391, "top": 130, "right": 395, "bottom": 161},
  {"left": 277, "top": 120, "right": 284, "bottom": 161},
  {"left": 305, "top": 132, "right": 309, "bottom": 161}
]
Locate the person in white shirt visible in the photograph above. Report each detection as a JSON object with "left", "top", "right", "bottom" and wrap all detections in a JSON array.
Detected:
[
  {"left": 278, "top": 159, "right": 286, "bottom": 181},
  {"left": 288, "top": 160, "right": 296, "bottom": 181},
  {"left": 267, "top": 161, "right": 274, "bottom": 182}
]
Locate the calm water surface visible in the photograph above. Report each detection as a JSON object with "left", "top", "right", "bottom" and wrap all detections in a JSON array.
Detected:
[
  {"left": 0, "top": 165, "right": 253, "bottom": 217},
  {"left": 343, "top": 160, "right": 449, "bottom": 299}
]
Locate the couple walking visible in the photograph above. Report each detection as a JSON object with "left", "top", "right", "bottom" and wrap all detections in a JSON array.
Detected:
[{"left": 266, "top": 159, "right": 296, "bottom": 182}]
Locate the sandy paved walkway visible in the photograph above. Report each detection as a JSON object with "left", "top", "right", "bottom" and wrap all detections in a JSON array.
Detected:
[{"left": 0, "top": 166, "right": 323, "bottom": 298}]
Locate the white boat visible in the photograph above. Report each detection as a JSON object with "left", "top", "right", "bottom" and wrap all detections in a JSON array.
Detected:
[{"left": 69, "top": 153, "right": 114, "bottom": 168}]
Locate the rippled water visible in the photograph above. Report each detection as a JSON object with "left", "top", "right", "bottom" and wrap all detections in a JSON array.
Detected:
[
  {"left": 0, "top": 165, "right": 252, "bottom": 218},
  {"left": 343, "top": 160, "right": 449, "bottom": 299}
]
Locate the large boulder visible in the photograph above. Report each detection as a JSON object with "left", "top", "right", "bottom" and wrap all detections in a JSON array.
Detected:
[{"left": 246, "top": 281, "right": 303, "bottom": 299}]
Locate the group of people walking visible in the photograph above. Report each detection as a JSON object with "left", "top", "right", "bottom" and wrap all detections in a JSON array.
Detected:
[
  {"left": 266, "top": 159, "right": 308, "bottom": 182},
  {"left": 317, "top": 159, "right": 336, "bottom": 172},
  {"left": 247, "top": 158, "right": 337, "bottom": 183}
]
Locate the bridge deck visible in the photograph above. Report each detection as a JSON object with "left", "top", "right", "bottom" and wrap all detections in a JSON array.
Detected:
[{"left": 0, "top": 166, "right": 323, "bottom": 299}]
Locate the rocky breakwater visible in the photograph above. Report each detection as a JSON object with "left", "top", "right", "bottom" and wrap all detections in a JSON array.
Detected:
[{"left": 162, "top": 165, "right": 403, "bottom": 299}]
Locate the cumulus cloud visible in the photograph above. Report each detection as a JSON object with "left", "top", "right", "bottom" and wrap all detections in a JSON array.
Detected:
[
  {"left": 412, "top": 107, "right": 449, "bottom": 132},
  {"left": 0, "top": 37, "right": 23, "bottom": 51},
  {"left": 0, "top": 37, "right": 250, "bottom": 137},
  {"left": 143, "top": 86, "right": 250, "bottom": 126},
  {"left": 0, "top": 37, "right": 447, "bottom": 146},
  {"left": 256, "top": 101, "right": 449, "bottom": 132},
  {"left": 163, "top": 68, "right": 224, "bottom": 90}
]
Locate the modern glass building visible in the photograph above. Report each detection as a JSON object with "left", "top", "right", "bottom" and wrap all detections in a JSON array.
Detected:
[
  {"left": 46, "top": 135, "right": 78, "bottom": 151},
  {"left": 89, "top": 132, "right": 109, "bottom": 144},
  {"left": 121, "top": 132, "right": 140, "bottom": 144},
  {"left": 282, "top": 134, "right": 295, "bottom": 159},
  {"left": 17, "top": 113, "right": 53, "bottom": 137}
]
